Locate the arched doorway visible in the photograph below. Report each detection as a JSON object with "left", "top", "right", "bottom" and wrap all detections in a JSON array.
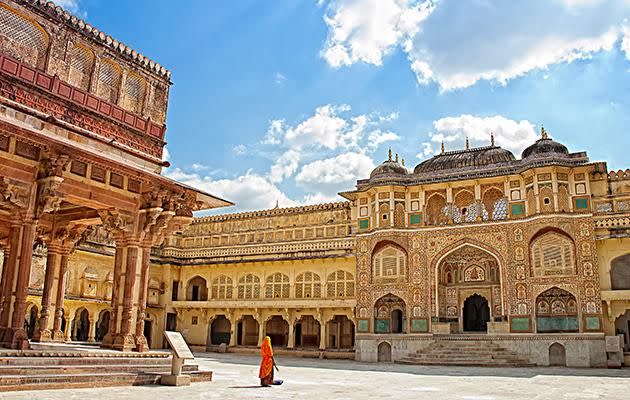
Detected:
[
  {"left": 295, "top": 316, "right": 320, "bottom": 348},
  {"left": 436, "top": 244, "right": 503, "bottom": 331},
  {"left": 95, "top": 310, "right": 110, "bottom": 342},
  {"left": 237, "top": 315, "right": 259, "bottom": 346},
  {"left": 615, "top": 310, "right": 630, "bottom": 352},
  {"left": 377, "top": 341, "right": 392, "bottom": 362},
  {"left": 25, "top": 305, "right": 38, "bottom": 339},
  {"left": 144, "top": 314, "right": 153, "bottom": 348},
  {"left": 463, "top": 294, "right": 490, "bottom": 332},
  {"left": 186, "top": 276, "right": 208, "bottom": 301},
  {"left": 73, "top": 308, "right": 90, "bottom": 341},
  {"left": 374, "top": 294, "right": 406, "bottom": 334},
  {"left": 611, "top": 254, "right": 630, "bottom": 290},
  {"left": 210, "top": 315, "right": 231, "bottom": 345},
  {"left": 327, "top": 315, "right": 355, "bottom": 350},
  {"left": 265, "top": 316, "right": 288, "bottom": 347},
  {"left": 549, "top": 343, "right": 567, "bottom": 366}
]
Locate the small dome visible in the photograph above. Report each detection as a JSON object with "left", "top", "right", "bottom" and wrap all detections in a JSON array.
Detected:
[
  {"left": 414, "top": 146, "right": 516, "bottom": 174},
  {"left": 370, "top": 160, "right": 408, "bottom": 179},
  {"left": 521, "top": 137, "right": 569, "bottom": 159}
]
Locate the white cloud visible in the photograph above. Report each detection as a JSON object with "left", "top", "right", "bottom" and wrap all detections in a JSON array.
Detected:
[
  {"left": 321, "top": 0, "right": 630, "bottom": 91},
  {"left": 55, "top": 0, "right": 80, "bottom": 13},
  {"left": 367, "top": 130, "right": 400, "bottom": 149},
  {"left": 269, "top": 150, "right": 301, "bottom": 183},
  {"left": 275, "top": 72, "right": 287, "bottom": 84},
  {"left": 622, "top": 24, "right": 630, "bottom": 60},
  {"left": 165, "top": 168, "right": 297, "bottom": 212},
  {"left": 232, "top": 144, "right": 247, "bottom": 156},
  {"left": 419, "top": 115, "right": 538, "bottom": 158},
  {"left": 262, "top": 119, "right": 285, "bottom": 145},
  {"left": 284, "top": 104, "right": 352, "bottom": 150},
  {"left": 296, "top": 152, "right": 375, "bottom": 193},
  {"left": 321, "top": 0, "right": 435, "bottom": 67}
]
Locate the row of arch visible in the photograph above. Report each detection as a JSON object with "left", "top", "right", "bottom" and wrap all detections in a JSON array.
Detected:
[
  {"left": 0, "top": 3, "right": 165, "bottom": 118},
  {"left": 184, "top": 270, "right": 355, "bottom": 301},
  {"left": 24, "top": 304, "right": 111, "bottom": 342},
  {"left": 425, "top": 187, "right": 508, "bottom": 226},
  {"left": 206, "top": 314, "right": 355, "bottom": 350}
]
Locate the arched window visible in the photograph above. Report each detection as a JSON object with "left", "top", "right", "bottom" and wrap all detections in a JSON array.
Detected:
[
  {"left": 482, "top": 187, "right": 507, "bottom": 221},
  {"left": 237, "top": 274, "right": 260, "bottom": 299},
  {"left": 326, "top": 270, "right": 354, "bottom": 298},
  {"left": 186, "top": 276, "right": 208, "bottom": 301},
  {"left": 96, "top": 59, "right": 121, "bottom": 103},
  {"left": 393, "top": 203, "right": 405, "bottom": 228},
  {"left": 611, "top": 254, "right": 630, "bottom": 290},
  {"left": 295, "top": 272, "right": 321, "bottom": 298},
  {"left": 426, "top": 193, "right": 447, "bottom": 226},
  {"left": 536, "top": 287, "right": 578, "bottom": 333},
  {"left": 373, "top": 245, "right": 406, "bottom": 282},
  {"left": 379, "top": 203, "right": 390, "bottom": 226},
  {"left": 264, "top": 273, "right": 289, "bottom": 299},
  {"left": 0, "top": 4, "right": 49, "bottom": 69},
  {"left": 453, "top": 189, "right": 476, "bottom": 223},
  {"left": 526, "top": 187, "right": 536, "bottom": 215},
  {"left": 123, "top": 71, "right": 146, "bottom": 113},
  {"left": 211, "top": 275, "right": 233, "bottom": 299},
  {"left": 531, "top": 231, "right": 575, "bottom": 277},
  {"left": 67, "top": 43, "right": 94, "bottom": 90},
  {"left": 558, "top": 185, "right": 571, "bottom": 213},
  {"left": 539, "top": 186, "right": 554, "bottom": 213}
]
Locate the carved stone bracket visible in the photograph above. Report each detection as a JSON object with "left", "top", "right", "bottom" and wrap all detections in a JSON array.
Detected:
[{"left": 0, "top": 177, "right": 31, "bottom": 210}]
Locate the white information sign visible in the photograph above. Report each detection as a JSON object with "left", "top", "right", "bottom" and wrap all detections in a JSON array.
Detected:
[{"left": 164, "top": 331, "right": 194, "bottom": 360}]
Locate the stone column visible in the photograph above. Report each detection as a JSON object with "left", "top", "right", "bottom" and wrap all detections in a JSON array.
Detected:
[
  {"left": 257, "top": 318, "right": 265, "bottom": 347},
  {"left": 0, "top": 224, "right": 19, "bottom": 330},
  {"left": 230, "top": 318, "right": 238, "bottom": 347},
  {"left": 134, "top": 247, "right": 151, "bottom": 352},
  {"left": 4, "top": 220, "right": 36, "bottom": 349},
  {"left": 87, "top": 317, "right": 96, "bottom": 342},
  {"left": 336, "top": 320, "right": 341, "bottom": 350},
  {"left": 319, "top": 319, "right": 326, "bottom": 350},
  {"left": 52, "top": 252, "right": 70, "bottom": 341},
  {"left": 63, "top": 315, "right": 71, "bottom": 341},
  {"left": 32, "top": 244, "right": 61, "bottom": 342},
  {"left": 101, "top": 242, "right": 125, "bottom": 348},
  {"left": 287, "top": 319, "right": 295, "bottom": 349},
  {"left": 113, "top": 243, "right": 141, "bottom": 352}
]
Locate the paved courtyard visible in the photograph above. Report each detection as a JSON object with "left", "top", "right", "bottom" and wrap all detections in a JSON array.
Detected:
[{"left": 1, "top": 352, "right": 629, "bottom": 400}]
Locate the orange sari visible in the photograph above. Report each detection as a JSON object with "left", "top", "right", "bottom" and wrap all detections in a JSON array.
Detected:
[{"left": 259, "top": 336, "right": 274, "bottom": 383}]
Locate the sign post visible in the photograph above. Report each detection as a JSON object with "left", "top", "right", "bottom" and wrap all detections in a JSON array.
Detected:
[{"left": 162, "top": 331, "right": 195, "bottom": 386}]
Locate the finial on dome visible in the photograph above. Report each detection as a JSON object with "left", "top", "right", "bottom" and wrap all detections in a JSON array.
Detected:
[
  {"left": 441, "top": 141, "right": 445, "bottom": 154},
  {"left": 395, "top": 153, "right": 399, "bottom": 163},
  {"left": 541, "top": 125, "right": 548, "bottom": 139},
  {"left": 490, "top": 132, "right": 495, "bottom": 147},
  {"left": 402, "top": 158, "right": 405, "bottom": 167},
  {"left": 388, "top": 148, "right": 392, "bottom": 161},
  {"left": 465, "top": 136, "right": 470, "bottom": 151},
  {"left": 274, "top": 200, "right": 279, "bottom": 209}
]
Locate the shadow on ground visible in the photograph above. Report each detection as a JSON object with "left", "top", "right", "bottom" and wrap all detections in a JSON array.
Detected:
[{"left": 193, "top": 351, "right": 630, "bottom": 379}]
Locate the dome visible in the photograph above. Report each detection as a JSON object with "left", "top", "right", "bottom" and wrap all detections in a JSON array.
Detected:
[
  {"left": 370, "top": 156, "right": 408, "bottom": 179},
  {"left": 521, "top": 137, "right": 569, "bottom": 159},
  {"left": 414, "top": 146, "right": 516, "bottom": 175}
]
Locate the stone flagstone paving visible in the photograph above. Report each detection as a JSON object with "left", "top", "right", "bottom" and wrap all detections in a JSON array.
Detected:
[{"left": 1, "top": 352, "right": 629, "bottom": 400}]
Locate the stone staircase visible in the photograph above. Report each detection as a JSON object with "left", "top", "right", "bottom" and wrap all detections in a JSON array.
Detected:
[
  {"left": 396, "top": 338, "right": 535, "bottom": 367},
  {"left": 0, "top": 351, "right": 212, "bottom": 392}
]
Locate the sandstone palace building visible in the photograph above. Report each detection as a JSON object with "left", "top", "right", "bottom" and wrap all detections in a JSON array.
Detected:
[{"left": 0, "top": 0, "right": 629, "bottom": 369}]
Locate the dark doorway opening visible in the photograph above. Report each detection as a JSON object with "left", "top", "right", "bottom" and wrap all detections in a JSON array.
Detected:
[
  {"left": 391, "top": 309, "right": 403, "bottom": 333},
  {"left": 144, "top": 319, "right": 152, "bottom": 348},
  {"left": 463, "top": 294, "right": 490, "bottom": 332}
]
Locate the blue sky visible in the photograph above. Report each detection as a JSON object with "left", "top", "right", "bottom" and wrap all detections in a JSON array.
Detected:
[{"left": 63, "top": 0, "right": 630, "bottom": 213}]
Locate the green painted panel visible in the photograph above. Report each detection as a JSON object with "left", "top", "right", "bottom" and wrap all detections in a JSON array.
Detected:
[
  {"left": 511, "top": 317, "right": 530, "bottom": 332},
  {"left": 585, "top": 316, "right": 600, "bottom": 330},
  {"left": 511, "top": 203, "right": 524, "bottom": 215},
  {"left": 575, "top": 198, "right": 589, "bottom": 209},
  {"left": 411, "top": 319, "right": 428, "bottom": 332},
  {"left": 359, "top": 219, "right": 369, "bottom": 230},
  {"left": 536, "top": 316, "right": 579, "bottom": 333},
  {"left": 375, "top": 319, "right": 390, "bottom": 333},
  {"left": 357, "top": 319, "right": 369, "bottom": 333},
  {"left": 409, "top": 213, "right": 422, "bottom": 225}
]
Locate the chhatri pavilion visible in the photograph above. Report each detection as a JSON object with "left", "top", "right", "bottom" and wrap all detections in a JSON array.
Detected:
[{"left": 0, "top": 0, "right": 628, "bottom": 390}]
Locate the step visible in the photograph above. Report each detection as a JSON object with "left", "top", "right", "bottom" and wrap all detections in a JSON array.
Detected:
[
  {"left": 0, "top": 363, "right": 199, "bottom": 375},
  {"left": 0, "top": 356, "right": 172, "bottom": 367},
  {"left": 395, "top": 359, "right": 536, "bottom": 367}
]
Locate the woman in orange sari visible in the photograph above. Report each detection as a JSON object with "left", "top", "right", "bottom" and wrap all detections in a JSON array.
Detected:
[{"left": 259, "top": 336, "right": 276, "bottom": 387}]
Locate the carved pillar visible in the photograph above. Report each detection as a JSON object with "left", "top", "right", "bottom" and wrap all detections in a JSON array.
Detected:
[
  {"left": 52, "top": 252, "right": 70, "bottom": 341},
  {"left": 230, "top": 318, "right": 238, "bottom": 347},
  {"left": 87, "top": 317, "right": 95, "bottom": 342},
  {"left": 319, "top": 319, "right": 326, "bottom": 350},
  {"left": 32, "top": 243, "right": 61, "bottom": 342},
  {"left": 257, "top": 318, "right": 265, "bottom": 347},
  {"left": 287, "top": 319, "right": 295, "bottom": 349},
  {"left": 4, "top": 220, "right": 36, "bottom": 349},
  {"left": 0, "top": 223, "right": 20, "bottom": 331},
  {"left": 134, "top": 246, "right": 151, "bottom": 352},
  {"left": 63, "top": 315, "right": 71, "bottom": 341},
  {"left": 113, "top": 243, "right": 141, "bottom": 352},
  {"left": 101, "top": 239, "right": 125, "bottom": 348}
]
